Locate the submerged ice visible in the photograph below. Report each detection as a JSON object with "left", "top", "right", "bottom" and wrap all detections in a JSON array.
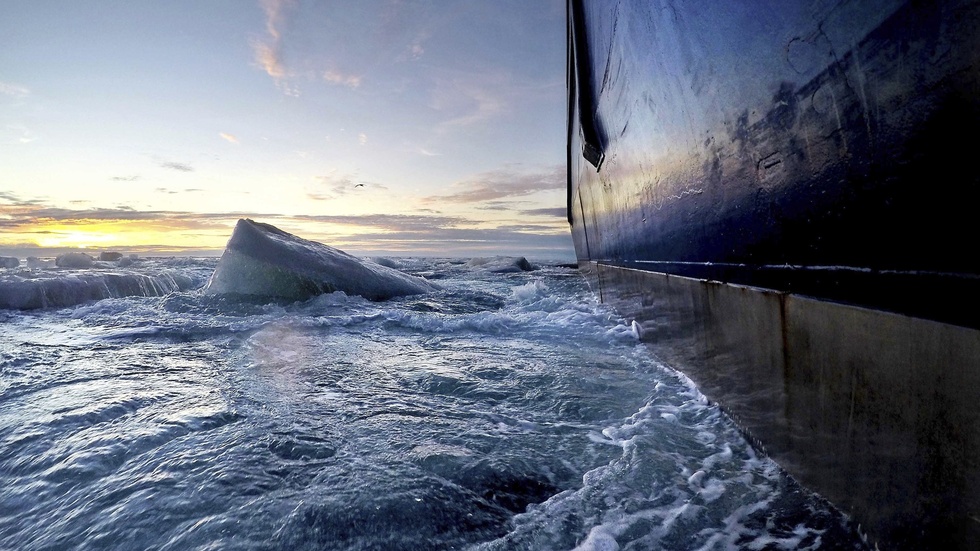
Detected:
[{"left": 204, "top": 219, "right": 437, "bottom": 301}]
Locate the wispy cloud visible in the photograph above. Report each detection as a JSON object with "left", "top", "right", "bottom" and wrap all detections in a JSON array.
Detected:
[
  {"left": 0, "top": 200, "right": 278, "bottom": 232},
  {"left": 408, "top": 31, "right": 430, "bottom": 60},
  {"left": 290, "top": 210, "right": 571, "bottom": 256},
  {"left": 431, "top": 74, "right": 507, "bottom": 131},
  {"left": 495, "top": 223, "right": 564, "bottom": 232},
  {"left": 423, "top": 165, "right": 565, "bottom": 204},
  {"left": 260, "top": 0, "right": 289, "bottom": 42},
  {"left": 520, "top": 207, "right": 566, "bottom": 218},
  {"left": 358, "top": 132, "right": 368, "bottom": 146},
  {"left": 0, "top": 191, "right": 41, "bottom": 206},
  {"left": 160, "top": 161, "right": 194, "bottom": 172},
  {"left": 309, "top": 172, "right": 387, "bottom": 200},
  {"left": 323, "top": 68, "right": 362, "bottom": 89},
  {"left": 219, "top": 132, "right": 239, "bottom": 144},
  {"left": 5, "top": 124, "right": 37, "bottom": 144},
  {"left": 111, "top": 175, "right": 140, "bottom": 182},
  {"left": 0, "top": 81, "right": 30, "bottom": 98},
  {"left": 328, "top": 226, "right": 573, "bottom": 256},
  {"left": 0, "top": 196, "right": 572, "bottom": 257},
  {"left": 253, "top": 42, "right": 286, "bottom": 79},
  {"left": 294, "top": 213, "right": 465, "bottom": 232},
  {"left": 252, "top": 0, "right": 296, "bottom": 94}
]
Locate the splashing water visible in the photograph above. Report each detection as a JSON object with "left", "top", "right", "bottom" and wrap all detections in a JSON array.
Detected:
[{"left": 0, "top": 258, "right": 866, "bottom": 550}]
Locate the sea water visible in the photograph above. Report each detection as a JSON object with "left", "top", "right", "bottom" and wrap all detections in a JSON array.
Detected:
[{"left": 0, "top": 257, "right": 867, "bottom": 550}]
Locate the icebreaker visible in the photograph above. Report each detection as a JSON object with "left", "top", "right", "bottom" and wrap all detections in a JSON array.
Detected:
[{"left": 203, "top": 219, "right": 435, "bottom": 301}]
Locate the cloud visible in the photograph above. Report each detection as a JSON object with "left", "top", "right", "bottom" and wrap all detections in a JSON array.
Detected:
[
  {"left": 323, "top": 69, "right": 362, "bottom": 89},
  {"left": 311, "top": 172, "right": 387, "bottom": 199},
  {"left": 260, "top": 0, "right": 291, "bottom": 41},
  {"left": 0, "top": 196, "right": 574, "bottom": 258},
  {"left": 431, "top": 75, "right": 507, "bottom": 131},
  {"left": 111, "top": 175, "right": 140, "bottom": 182},
  {"left": 520, "top": 207, "right": 567, "bottom": 218},
  {"left": 288, "top": 210, "right": 572, "bottom": 257},
  {"left": 0, "top": 191, "right": 41, "bottom": 206},
  {"left": 423, "top": 165, "right": 565, "bottom": 204},
  {"left": 328, "top": 225, "right": 574, "bottom": 257},
  {"left": 252, "top": 0, "right": 296, "bottom": 93},
  {"left": 476, "top": 203, "right": 511, "bottom": 211},
  {"left": 220, "top": 132, "right": 239, "bottom": 144},
  {"left": 0, "top": 82, "right": 30, "bottom": 98},
  {"left": 0, "top": 201, "right": 460, "bottom": 240},
  {"left": 408, "top": 31, "right": 430, "bottom": 60},
  {"left": 160, "top": 161, "right": 194, "bottom": 172},
  {"left": 253, "top": 41, "right": 287, "bottom": 79},
  {"left": 358, "top": 132, "right": 368, "bottom": 145},
  {"left": 418, "top": 147, "right": 440, "bottom": 156},
  {"left": 495, "top": 223, "right": 565, "bottom": 232},
  {"left": 0, "top": 201, "right": 280, "bottom": 231},
  {"left": 428, "top": 63, "right": 564, "bottom": 134},
  {"left": 294, "top": 213, "right": 465, "bottom": 231},
  {"left": 5, "top": 124, "right": 37, "bottom": 144}
]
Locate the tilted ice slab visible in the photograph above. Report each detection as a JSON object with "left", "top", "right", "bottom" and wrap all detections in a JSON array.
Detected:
[{"left": 203, "top": 219, "right": 436, "bottom": 301}]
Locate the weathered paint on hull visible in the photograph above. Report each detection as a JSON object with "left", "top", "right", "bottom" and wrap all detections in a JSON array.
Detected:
[
  {"left": 568, "top": 0, "right": 980, "bottom": 329},
  {"left": 568, "top": 1, "right": 980, "bottom": 548}
]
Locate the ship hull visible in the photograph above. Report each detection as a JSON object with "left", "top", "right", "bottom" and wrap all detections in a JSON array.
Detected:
[{"left": 567, "top": 1, "right": 980, "bottom": 548}]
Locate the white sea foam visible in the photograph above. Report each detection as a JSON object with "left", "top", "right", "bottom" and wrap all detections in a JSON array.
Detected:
[
  {"left": 0, "top": 257, "right": 862, "bottom": 550},
  {"left": 477, "top": 364, "right": 847, "bottom": 550}
]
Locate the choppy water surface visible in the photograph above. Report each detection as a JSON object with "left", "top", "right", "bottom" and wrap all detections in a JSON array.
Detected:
[{"left": 0, "top": 258, "right": 867, "bottom": 550}]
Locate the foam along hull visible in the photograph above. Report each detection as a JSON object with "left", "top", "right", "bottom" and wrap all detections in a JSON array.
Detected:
[
  {"left": 204, "top": 219, "right": 435, "bottom": 301},
  {"left": 567, "top": 0, "right": 980, "bottom": 548}
]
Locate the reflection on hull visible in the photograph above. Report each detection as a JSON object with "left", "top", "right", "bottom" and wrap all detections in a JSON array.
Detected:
[{"left": 567, "top": 0, "right": 980, "bottom": 548}]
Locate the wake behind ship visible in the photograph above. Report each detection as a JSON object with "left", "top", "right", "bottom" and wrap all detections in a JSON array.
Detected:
[{"left": 566, "top": 0, "right": 980, "bottom": 548}]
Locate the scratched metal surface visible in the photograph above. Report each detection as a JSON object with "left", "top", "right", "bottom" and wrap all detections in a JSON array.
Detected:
[{"left": 567, "top": 0, "right": 980, "bottom": 328}]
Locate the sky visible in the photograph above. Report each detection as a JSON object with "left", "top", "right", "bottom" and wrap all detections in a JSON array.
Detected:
[{"left": 0, "top": 0, "right": 572, "bottom": 259}]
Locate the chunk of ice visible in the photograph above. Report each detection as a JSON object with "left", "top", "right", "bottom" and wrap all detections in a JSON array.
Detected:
[
  {"left": 56, "top": 252, "right": 95, "bottom": 268},
  {"left": 203, "top": 219, "right": 436, "bottom": 301},
  {"left": 465, "top": 256, "right": 534, "bottom": 273}
]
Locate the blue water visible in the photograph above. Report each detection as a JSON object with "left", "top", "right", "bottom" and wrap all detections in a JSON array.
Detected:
[{"left": 0, "top": 257, "right": 867, "bottom": 550}]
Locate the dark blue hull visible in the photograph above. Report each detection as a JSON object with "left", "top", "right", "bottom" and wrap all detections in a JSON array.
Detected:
[
  {"left": 568, "top": 0, "right": 980, "bottom": 329},
  {"left": 567, "top": 1, "right": 980, "bottom": 548}
]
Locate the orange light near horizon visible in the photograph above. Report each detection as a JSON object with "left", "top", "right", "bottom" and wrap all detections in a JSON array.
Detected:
[
  {"left": 2, "top": 219, "right": 233, "bottom": 252},
  {"left": 35, "top": 230, "right": 118, "bottom": 249}
]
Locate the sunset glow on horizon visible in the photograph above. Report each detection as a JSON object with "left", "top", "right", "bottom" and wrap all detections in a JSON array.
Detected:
[{"left": 1, "top": 0, "right": 572, "bottom": 259}]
